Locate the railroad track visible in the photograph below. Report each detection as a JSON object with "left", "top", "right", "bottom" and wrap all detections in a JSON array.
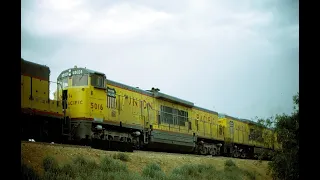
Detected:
[
  {"left": 21, "top": 140, "right": 136, "bottom": 153},
  {"left": 21, "top": 141, "right": 92, "bottom": 149}
]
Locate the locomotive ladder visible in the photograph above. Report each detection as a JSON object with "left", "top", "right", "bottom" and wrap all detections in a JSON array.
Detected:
[
  {"left": 142, "top": 101, "right": 151, "bottom": 144},
  {"left": 61, "top": 99, "right": 72, "bottom": 141}
]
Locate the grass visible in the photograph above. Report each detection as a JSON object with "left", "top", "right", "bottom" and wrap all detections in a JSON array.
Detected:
[
  {"left": 22, "top": 155, "right": 260, "bottom": 180},
  {"left": 21, "top": 163, "right": 41, "bottom": 180},
  {"left": 21, "top": 142, "right": 271, "bottom": 180}
]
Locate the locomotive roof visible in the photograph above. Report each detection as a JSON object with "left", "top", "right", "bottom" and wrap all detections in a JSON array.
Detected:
[
  {"left": 218, "top": 113, "right": 267, "bottom": 127},
  {"left": 21, "top": 58, "right": 50, "bottom": 81},
  {"left": 153, "top": 91, "right": 194, "bottom": 107},
  {"left": 57, "top": 67, "right": 105, "bottom": 79},
  {"left": 107, "top": 79, "right": 196, "bottom": 108},
  {"left": 107, "top": 79, "right": 218, "bottom": 115},
  {"left": 193, "top": 106, "right": 219, "bottom": 115}
]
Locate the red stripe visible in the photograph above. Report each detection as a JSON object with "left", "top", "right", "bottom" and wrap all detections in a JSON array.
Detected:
[
  {"left": 21, "top": 108, "right": 64, "bottom": 118},
  {"left": 34, "top": 110, "right": 64, "bottom": 117},
  {"left": 70, "top": 117, "right": 94, "bottom": 121}
]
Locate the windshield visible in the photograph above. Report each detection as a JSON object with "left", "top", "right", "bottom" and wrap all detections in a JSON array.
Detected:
[
  {"left": 58, "top": 77, "right": 69, "bottom": 89},
  {"left": 72, "top": 74, "right": 88, "bottom": 86},
  {"left": 56, "top": 78, "right": 68, "bottom": 100}
]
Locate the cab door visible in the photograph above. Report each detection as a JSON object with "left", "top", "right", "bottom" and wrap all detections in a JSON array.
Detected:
[{"left": 62, "top": 89, "right": 68, "bottom": 110}]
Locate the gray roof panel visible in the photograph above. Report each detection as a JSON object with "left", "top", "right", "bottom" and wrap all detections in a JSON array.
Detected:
[
  {"left": 194, "top": 106, "right": 218, "bottom": 115},
  {"left": 153, "top": 92, "right": 194, "bottom": 107},
  {"left": 21, "top": 58, "right": 50, "bottom": 81}
]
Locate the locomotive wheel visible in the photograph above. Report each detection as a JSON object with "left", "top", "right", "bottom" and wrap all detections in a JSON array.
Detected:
[
  {"left": 233, "top": 151, "right": 240, "bottom": 158},
  {"left": 200, "top": 147, "right": 208, "bottom": 155},
  {"left": 216, "top": 148, "right": 221, "bottom": 156},
  {"left": 240, "top": 152, "right": 247, "bottom": 159},
  {"left": 210, "top": 148, "right": 217, "bottom": 156}
]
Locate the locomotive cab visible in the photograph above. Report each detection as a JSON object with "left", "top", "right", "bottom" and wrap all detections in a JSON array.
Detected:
[{"left": 56, "top": 66, "right": 107, "bottom": 142}]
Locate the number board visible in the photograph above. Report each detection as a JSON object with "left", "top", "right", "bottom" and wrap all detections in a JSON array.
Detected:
[
  {"left": 107, "top": 87, "right": 116, "bottom": 98},
  {"left": 229, "top": 121, "right": 234, "bottom": 127},
  {"left": 61, "top": 69, "right": 84, "bottom": 78}
]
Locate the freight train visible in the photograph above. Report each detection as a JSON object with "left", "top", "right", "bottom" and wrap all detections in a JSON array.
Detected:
[{"left": 21, "top": 58, "right": 281, "bottom": 159}]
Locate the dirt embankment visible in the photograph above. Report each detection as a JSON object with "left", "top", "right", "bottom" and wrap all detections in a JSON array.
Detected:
[{"left": 21, "top": 141, "right": 272, "bottom": 180}]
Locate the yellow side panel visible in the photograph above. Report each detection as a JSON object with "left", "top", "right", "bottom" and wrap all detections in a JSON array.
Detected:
[
  {"left": 228, "top": 118, "right": 236, "bottom": 143},
  {"left": 115, "top": 89, "right": 131, "bottom": 124},
  {"left": 129, "top": 90, "right": 144, "bottom": 126},
  {"left": 222, "top": 118, "right": 252, "bottom": 146},
  {"left": 49, "top": 100, "right": 63, "bottom": 114},
  {"left": 21, "top": 76, "right": 48, "bottom": 111},
  {"left": 193, "top": 109, "right": 203, "bottom": 136},
  {"left": 233, "top": 120, "right": 239, "bottom": 143},
  {"left": 21, "top": 75, "right": 63, "bottom": 115},
  {"left": 192, "top": 109, "right": 222, "bottom": 140},
  {"left": 217, "top": 118, "right": 225, "bottom": 141},
  {"left": 193, "top": 109, "right": 210, "bottom": 138},
  {"left": 130, "top": 92, "right": 143, "bottom": 125},
  {"left": 67, "top": 87, "right": 90, "bottom": 119},
  {"left": 233, "top": 120, "right": 246, "bottom": 145},
  {"left": 219, "top": 118, "right": 231, "bottom": 142},
  {"left": 21, "top": 75, "right": 24, "bottom": 106},
  {"left": 114, "top": 86, "right": 142, "bottom": 126},
  {"left": 141, "top": 94, "right": 156, "bottom": 128},
  {"left": 211, "top": 113, "right": 224, "bottom": 141},
  {"left": 211, "top": 122, "right": 218, "bottom": 139},
  {"left": 224, "top": 125, "right": 231, "bottom": 142},
  {"left": 154, "top": 99, "right": 192, "bottom": 135},
  {"left": 31, "top": 78, "right": 49, "bottom": 111},
  {"left": 22, "top": 76, "right": 31, "bottom": 108},
  {"left": 105, "top": 84, "right": 152, "bottom": 128},
  {"left": 243, "top": 124, "right": 250, "bottom": 145}
]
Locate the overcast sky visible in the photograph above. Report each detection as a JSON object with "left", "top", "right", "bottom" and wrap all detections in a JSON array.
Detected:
[{"left": 21, "top": 0, "right": 299, "bottom": 120}]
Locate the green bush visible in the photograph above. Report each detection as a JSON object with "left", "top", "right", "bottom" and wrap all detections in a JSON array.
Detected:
[
  {"left": 224, "top": 160, "right": 257, "bottom": 180},
  {"left": 142, "top": 163, "right": 166, "bottom": 179},
  {"left": 43, "top": 156, "right": 59, "bottom": 173},
  {"left": 171, "top": 164, "right": 221, "bottom": 180},
  {"left": 100, "top": 156, "right": 129, "bottom": 173},
  {"left": 113, "top": 152, "right": 130, "bottom": 162},
  {"left": 224, "top": 160, "right": 236, "bottom": 167}
]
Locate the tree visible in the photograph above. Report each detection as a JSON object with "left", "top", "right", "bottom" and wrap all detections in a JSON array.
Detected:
[{"left": 256, "top": 93, "right": 299, "bottom": 180}]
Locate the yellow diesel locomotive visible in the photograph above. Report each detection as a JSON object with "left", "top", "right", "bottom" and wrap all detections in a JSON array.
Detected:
[
  {"left": 21, "top": 58, "right": 280, "bottom": 158},
  {"left": 53, "top": 64, "right": 279, "bottom": 158}
]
